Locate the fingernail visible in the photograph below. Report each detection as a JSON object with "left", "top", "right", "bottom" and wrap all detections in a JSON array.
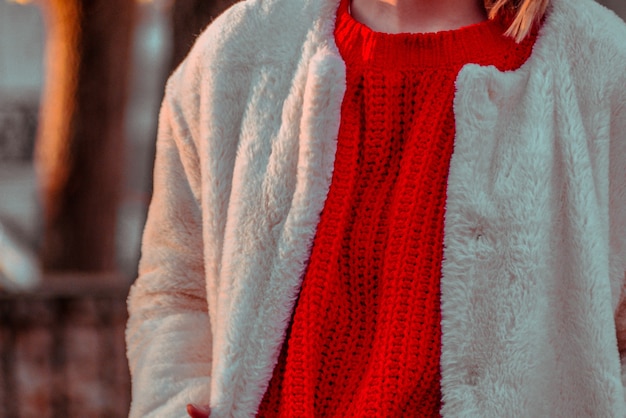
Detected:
[{"left": 187, "top": 403, "right": 210, "bottom": 417}]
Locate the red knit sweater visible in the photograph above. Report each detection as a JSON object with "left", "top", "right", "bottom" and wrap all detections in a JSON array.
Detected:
[{"left": 257, "top": 0, "right": 536, "bottom": 416}]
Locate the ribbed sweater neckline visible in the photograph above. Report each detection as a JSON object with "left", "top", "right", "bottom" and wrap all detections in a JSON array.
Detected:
[{"left": 334, "top": 0, "right": 535, "bottom": 70}]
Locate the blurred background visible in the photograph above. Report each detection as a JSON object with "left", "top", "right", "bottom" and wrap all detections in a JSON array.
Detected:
[
  {"left": 0, "top": 0, "right": 236, "bottom": 416},
  {"left": 0, "top": 0, "right": 623, "bottom": 416}
]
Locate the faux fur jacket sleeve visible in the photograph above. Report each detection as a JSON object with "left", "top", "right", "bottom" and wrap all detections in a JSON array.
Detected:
[
  {"left": 612, "top": 69, "right": 626, "bottom": 393},
  {"left": 125, "top": 70, "right": 212, "bottom": 417},
  {"left": 125, "top": 0, "right": 347, "bottom": 413}
]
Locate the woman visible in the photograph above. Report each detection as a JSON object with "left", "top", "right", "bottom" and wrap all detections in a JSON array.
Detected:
[{"left": 125, "top": 0, "right": 626, "bottom": 415}]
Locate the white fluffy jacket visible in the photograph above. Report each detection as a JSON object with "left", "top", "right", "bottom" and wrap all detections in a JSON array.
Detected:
[{"left": 126, "top": 0, "right": 626, "bottom": 415}]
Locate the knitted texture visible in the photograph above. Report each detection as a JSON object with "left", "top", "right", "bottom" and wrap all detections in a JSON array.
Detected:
[{"left": 257, "top": 0, "right": 537, "bottom": 416}]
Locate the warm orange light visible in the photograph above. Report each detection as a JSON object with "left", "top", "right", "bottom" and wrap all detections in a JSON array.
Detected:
[{"left": 34, "top": 0, "right": 81, "bottom": 223}]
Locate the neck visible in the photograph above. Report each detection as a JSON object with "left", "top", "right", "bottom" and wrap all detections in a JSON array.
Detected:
[{"left": 350, "top": 0, "right": 489, "bottom": 34}]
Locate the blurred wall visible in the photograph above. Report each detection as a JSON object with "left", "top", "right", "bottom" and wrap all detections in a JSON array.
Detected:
[
  {"left": 0, "top": 2, "right": 43, "bottom": 253},
  {"left": 0, "top": 1, "right": 44, "bottom": 101}
]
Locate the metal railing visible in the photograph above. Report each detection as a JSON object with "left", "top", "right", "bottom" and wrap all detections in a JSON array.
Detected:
[{"left": 0, "top": 274, "right": 131, "bottom": 418}]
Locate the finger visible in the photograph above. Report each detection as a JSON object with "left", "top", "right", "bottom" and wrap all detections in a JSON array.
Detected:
[{"left": 186, "top": 403, "right": 210, "bottom": 418}]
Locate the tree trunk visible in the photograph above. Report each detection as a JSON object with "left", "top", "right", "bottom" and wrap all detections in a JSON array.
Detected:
[
  {"left": 170, "top": 0, "right": 238, "bottom": 71},
  {"left": 36, "top": 0, "right": 137, "bottom": 271}
]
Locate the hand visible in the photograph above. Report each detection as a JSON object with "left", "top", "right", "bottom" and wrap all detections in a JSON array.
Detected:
[{"left": 187, "top": 403, "right": 211, "bottom": 418}]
